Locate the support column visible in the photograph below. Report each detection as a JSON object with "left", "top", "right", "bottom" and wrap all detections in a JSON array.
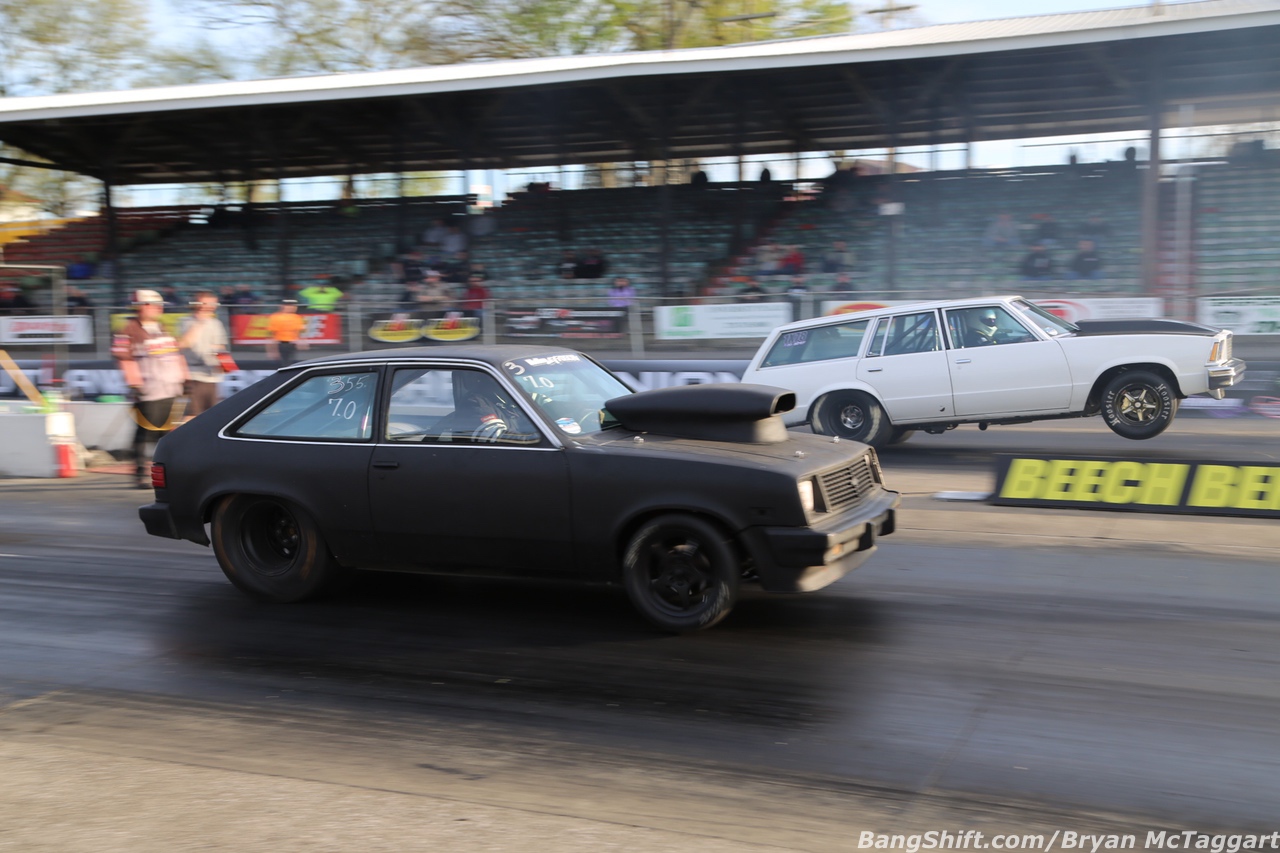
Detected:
[
  {"left": 1140, "top": 96, "right": 1165, "bottom": 296},
  {"left": 103, "top": 180, "right": 125, "bottom": 305}
]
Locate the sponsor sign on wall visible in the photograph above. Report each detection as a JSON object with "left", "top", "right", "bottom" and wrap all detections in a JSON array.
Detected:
[
  {"left": 1197, "top": 296, "right": 1280, "bottom": 336},
  {"left": 365, "top": 311, "right": 480, "bottom": 345},
  {"left": 655, "top": 303, "right": 792, "bottom": 340},
  {"left": 993, "top": 454, "right": 1280, "bottom": 518},
  {"left": 0, "top": 315, "right": 93, "bottom": 345},
  {"left": 230, "top": 313, "right": 343, "bottom": 346},
  {"left": 504, "top": 307, "right": 626, "bottom": 339}
]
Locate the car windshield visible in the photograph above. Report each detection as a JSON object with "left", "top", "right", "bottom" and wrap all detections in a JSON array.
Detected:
[
  {"left": 502, "top": 353, "right": 633, "bottom": 436},
  {"left": 1012, "top": 299, "right": 1079, "bottom": 337}
]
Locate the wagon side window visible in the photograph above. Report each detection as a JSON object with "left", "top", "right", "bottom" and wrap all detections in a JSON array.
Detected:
[
  {"left": 235, "top": 371, "right": 377, "bottom": 441},
  {"left": 759, "top": 319, "right": 869, "bottom": 367}
]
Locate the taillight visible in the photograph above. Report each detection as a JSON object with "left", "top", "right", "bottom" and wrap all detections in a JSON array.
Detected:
[
  {"left": 150, "top": 463, "right": 166, "bottom": 489},
  {"left": 1209, "top": 340, "right": 1222, "bottom": 362}
]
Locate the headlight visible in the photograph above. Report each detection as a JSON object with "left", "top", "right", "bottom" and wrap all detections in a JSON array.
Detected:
[
  {"left": 1209, "top": 340, "right": 1223, "bottom": 362},
  {"left": 798, "top": 479, "right": 816, "bottom": 514}
]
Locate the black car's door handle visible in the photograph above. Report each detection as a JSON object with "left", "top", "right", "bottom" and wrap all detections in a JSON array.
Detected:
[{"left": 372, "top": 460, "right": 400, "bottom": 469}]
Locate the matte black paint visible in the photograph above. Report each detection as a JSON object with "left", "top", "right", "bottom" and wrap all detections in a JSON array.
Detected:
[
  {"left": 1073, "top": 318, "right": 1219, "bottom": 336},
  {"left": 141, "top": 346, "right": 897, "bottom": 596}
]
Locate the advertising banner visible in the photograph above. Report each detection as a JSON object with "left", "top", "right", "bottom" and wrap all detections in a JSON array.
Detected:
[
  {"left": 992, "top": 454, "right": 1280, "bottom": 518},
  {"left": 655, "top": 303, "right": 792, "bottom": 340},
  {"left": 1197, "top": 296, "right": 1280, "bottom": 336},
  {"left": 365, "top": 311, "right": 481, "bottom": 345},
  {"left": 230, "top": 312, "right": 343, "bottom": 346},
  {"left": 503, "top": 307, "right": 626, "bottom": 339},
  {"left": 0, "top": 315, "right": 93, "bottom": 346}
]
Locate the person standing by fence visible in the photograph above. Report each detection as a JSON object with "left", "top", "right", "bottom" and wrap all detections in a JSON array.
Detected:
[
  {"left": 112, "top": 289, "right": 188, "bottom": 489},
  {"left": 178, "top": 290, "right": 231, "bottom": 420}
]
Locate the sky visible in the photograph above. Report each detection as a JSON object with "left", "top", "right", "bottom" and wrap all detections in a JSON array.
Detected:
[{"left": 133, "top": 0, "right": 1181, "bottom": 203}]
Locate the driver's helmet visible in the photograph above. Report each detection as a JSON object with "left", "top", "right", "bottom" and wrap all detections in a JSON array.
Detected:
[{"left": 967, "top": 310, "right": 999, "bottom": 336}]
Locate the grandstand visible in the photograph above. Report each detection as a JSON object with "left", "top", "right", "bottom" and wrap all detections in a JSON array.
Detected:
[{"left": 3, "top": 153, "right": 1278, "bottom": 310}]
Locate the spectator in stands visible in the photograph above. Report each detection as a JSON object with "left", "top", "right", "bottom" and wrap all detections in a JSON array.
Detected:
[
  {"left": 0, "top": 283, "right": 35, "bottom": 315},
  {"left": 982, "top": 213, "right": 1020, "bottom": 254},
  {"left": 821, "top": 241, "right": 855, "bottom": 275},
  {"left": 1019, "top": 243, "right": 1056, "bottom": 280},
  {"left": 442, "top": 251, "right": 472, "bottom": 285},
  {"left": 1077, "top": 213, "right": 1112, "bottom": 250},
  {"left": 467, "top": 261, "right": 490, "bottom": 281},
  {"left": 266, "top": 299, "right": 307, "bottom": 366},
  {"left": 1068, "top": 240, "right": 1104, "bottom": 281},
  {"left": 66, "top": 285, "right": 94, "bottom": 315},
  {"left": 780, "top": 245, "right": 806, "bottom": 276},
  {"left": 218, "top": 286, "right": 236, "bottom": 305},
  {"left": 557, "top": 249, "right": 580, "bottom": 280},
  {"left": 422, "top": 217, "right": 449, "bottom": 249},
  {"left": 441, "top": 225, "right": 468, "bottom": 255},
  {"left": 690, "top": 169, "right": 709, "bottom": 187},
  {"left": 755, "top": 242, "right": 782, "bottom": 279},
  {"left": 786, "top": 275, "right": 810, "bottom": 296},
  {"left": 739, "top": 281, "right": 768, "bottom": 302},
  {"left": 575, "top": 248, "right": 608, "bottom": 279},
  {"left": 159, "top": 285, "right": 182, "bottom": 307},
  {"left": 228, "top": 283, "right": 260, "bottom": 307},
  {"left": 66, "top": 257, "right": 96, "bottom": 280},
  {"left": 833, "top": 272, "right": 854, "bottom": 293},
  {"left": 394, "top": 251, "right": 426, "bottom": 284},
  {"left": 399, "top": 280, "right": 427, "bottom": 310},
  {"left": 466, "top": 211, "right": 496, "bottom": 240},
  {"left": 1034, "top": 213, "right": 1062, "bottom": 248},
  {"left": 298, "top": 276, "right": 345, "bottom": 312},
  {"left": 608, "top": 276, "right": 636, "bottom": 308},
  {"left": 459, "top": 274, "right": 491, "bottom": 320},
  {"left": 420, "top": 272, "right": 455, "bottom": 310},
  {"left": 759, "top": 167, "right": 772, "bottom": 183}
]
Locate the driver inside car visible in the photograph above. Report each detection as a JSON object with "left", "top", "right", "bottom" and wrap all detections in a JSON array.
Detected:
[
  {"left": 438, "top": 371, "right": 540, "bottom": 444},
  {"left": 964, "top": 310, "right": 1001, "bottom": 347}
]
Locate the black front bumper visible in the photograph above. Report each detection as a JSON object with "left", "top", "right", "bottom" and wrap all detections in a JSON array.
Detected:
[{"left": 741, "top": 489, "right": 900, "bottom": 592}]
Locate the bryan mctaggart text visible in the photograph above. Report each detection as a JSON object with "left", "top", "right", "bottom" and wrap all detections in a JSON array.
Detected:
[{"left": 858, "top": 831, "right": 1280, "bottom": 853}]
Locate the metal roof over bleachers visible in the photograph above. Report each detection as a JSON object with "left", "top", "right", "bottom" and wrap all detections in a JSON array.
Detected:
[{"left": 1, "top": 0, "right": 1279, "bottom": 184}]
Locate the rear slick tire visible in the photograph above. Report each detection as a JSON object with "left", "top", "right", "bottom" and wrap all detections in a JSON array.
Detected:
[
  {"left": 211, "top": 494, "right": 344, "bottom": 603},
  {"left": 813, "top": 390, "right": 893, "bottom": 448}
]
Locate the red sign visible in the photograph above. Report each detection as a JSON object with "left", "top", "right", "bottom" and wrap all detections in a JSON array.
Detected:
[{"left": 231, "top": 313, "right": 344, "bottom": 346}]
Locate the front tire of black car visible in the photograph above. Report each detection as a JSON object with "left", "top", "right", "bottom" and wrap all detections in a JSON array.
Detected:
[
  {"left": 211, "top": 494, "right": 345, "bottom": 602},
  {"left": 813, "top": 390, "right": 893, "bottom": 447},
  {"left": 1100, "top": 370, "right": 1179, "bottom": 440},
  {"left": 623, "top": 514, "right": 739, "bottom": 633}
]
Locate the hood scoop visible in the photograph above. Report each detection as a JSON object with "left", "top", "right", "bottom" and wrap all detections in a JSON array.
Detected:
[{"left": 605, "top": 383, "right": 796, "bottom": 444}]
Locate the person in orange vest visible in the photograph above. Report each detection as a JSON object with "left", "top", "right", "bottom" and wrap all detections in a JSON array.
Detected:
[{"left": 266, "top": 299, "right": 308, "bottom": 366}]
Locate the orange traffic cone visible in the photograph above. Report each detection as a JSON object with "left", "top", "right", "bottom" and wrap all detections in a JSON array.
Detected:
[{"left": 55, "top": 442, "right": 78, "bottom": 478}]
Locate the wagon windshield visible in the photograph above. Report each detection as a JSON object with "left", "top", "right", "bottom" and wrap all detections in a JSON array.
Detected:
[
  {"left": 502, "top": 353, "right": 633, "bottom": 436},
  {"left": 1012, "top": 299, "right": 1079, "bottom": 337}
]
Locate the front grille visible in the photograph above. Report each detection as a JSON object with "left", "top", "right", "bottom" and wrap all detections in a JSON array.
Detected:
[{"left": 816, "top": 455, "right": 877, "bottom": 513}]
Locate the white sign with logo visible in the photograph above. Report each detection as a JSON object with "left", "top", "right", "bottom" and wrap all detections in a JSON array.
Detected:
[
  {"left": 655, "top": 303, "right": 792, "bottom": 340},
  {"left": 1198, "top": 296, "right": 1280, "bottom": 336},
  {"left": 0, "top": 315, "right": 93, "bottom": 345}
]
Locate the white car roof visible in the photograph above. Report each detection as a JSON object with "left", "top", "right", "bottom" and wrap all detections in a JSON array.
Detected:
[{"left": 772, "top": 295, "right": 1026, "bottom": 333}]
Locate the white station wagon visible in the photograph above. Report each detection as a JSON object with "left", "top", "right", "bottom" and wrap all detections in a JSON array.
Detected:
[{"left": 741, "top": 296, "right": 1245, "bottom": 447}]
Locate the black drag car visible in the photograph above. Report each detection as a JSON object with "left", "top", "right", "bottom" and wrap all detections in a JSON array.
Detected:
[{"left": 140, "top": 346, "right": 899, "bottom": 631}]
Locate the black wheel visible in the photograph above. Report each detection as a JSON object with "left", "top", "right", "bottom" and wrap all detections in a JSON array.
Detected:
[
  {"left": 886, "top": 427, "right": 914, "bottom": 446},
  {"left": 211, "top": 495, "right": 346, "bottom": 602},
  {"left": 623, "top": 514, "right": 739, "bottom": 632},
  {"left": 1100, "top": 370, "right": 1179, "bottom": 440},
  {"left": 813, "top": 391, "right": 893, "bottom": 447}
]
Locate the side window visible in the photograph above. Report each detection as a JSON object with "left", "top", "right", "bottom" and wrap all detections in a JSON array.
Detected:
[
  {"left": 948, "top": 306, "right": 1037, "bottom": 349},
  {"left": 385, "top": 367, "right": 544, "bottom": 446},
  {"left": 881, "top": 311, "right": 941, "bottom": 356},
  {"left": 236, "top": 371, "right": 376, "bottom": 441},
  {"left": 759, "top": 319, "right": 869, "bottom": 367}
]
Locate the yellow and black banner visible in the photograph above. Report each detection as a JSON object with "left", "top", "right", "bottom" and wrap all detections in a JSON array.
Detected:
[{"left": 992, "top": 454, "right": 1280, "bottom": 518}]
